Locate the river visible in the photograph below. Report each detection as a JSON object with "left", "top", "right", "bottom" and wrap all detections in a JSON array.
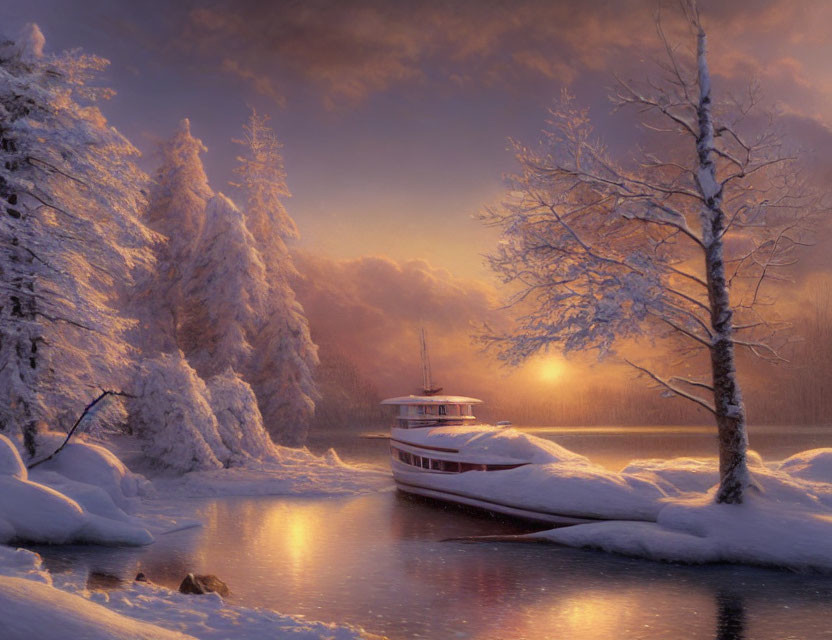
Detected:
[{"left": 30, "top": 425, "right": 832, "bottom": 639}]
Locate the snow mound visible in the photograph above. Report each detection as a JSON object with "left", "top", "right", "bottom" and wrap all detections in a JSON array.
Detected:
[
  {"left": 0, "top": 546, "right": 376, "bottom": 640},
  {"left": 32, "top": 433, "right": 152, "bottom": 511},
  {"left": 0, "top": 435, "right": 153, "bottom": 546},
  {"left": 531, "top": 452, "right": 832, "bottom": 571},
  {"left": 0, "top": 576, "right": 194, "bottom": 640},
  {"left": 0, "top": 546, "right": 51, "bottom": 584},
  {"left": 156, "top": 449, "right": 390, "bottom": 498},
  {"left": 129, "top": 355, "right": 299, "bottom": 473},
  {"left": 777, "top": 448, "right": 832, "bottom": 483},
  {"left": 129, "top": 352, "right": 229, "bottom": 472},
  {"left": 621, "top": 451, "right": 766, "bottom": 496},
  {"left": 0, "top": 436, "right": 26, "bottom": 480},
  {"left": 86, "top": 580, "right": 376, "bottom": 640},
  {"left": 539, "top": 489, "right": 832, "bottom": 571}
]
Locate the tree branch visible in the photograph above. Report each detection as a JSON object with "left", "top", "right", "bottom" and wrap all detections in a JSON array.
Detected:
[
  {"left": 27, "top": 390, "right": 134, "bottom": 470},
  {"left": 624, "top": 359, "right": 716, "bottom": 414}
]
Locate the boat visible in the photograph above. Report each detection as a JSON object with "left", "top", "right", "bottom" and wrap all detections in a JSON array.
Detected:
[{"left": 381, "top": 331, "right": 598, "bottom": 525}]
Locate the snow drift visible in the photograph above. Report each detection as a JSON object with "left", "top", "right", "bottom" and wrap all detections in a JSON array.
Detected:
[
  {"left": 0, "top": 434, "right": 153, "bottom": 546},
  {"left": 529, "top": 448, "right": 832, "bottom": 571},
  {"left": 0, "top": 546, "right": 375, "bottom": 640},
  {"left": 0, "top": 576, "right": 193, "bottom": 640},
  {"left": 155, "top": 447, "right": 389, "bottom": 498}
]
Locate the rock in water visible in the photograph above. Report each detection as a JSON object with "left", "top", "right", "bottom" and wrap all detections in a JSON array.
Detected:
[
  {"left": 86, "top": 572, "right": 123, "bottom": 591},
  {"left": 178, "top": 573, "right": 230, "bottom": 597}
]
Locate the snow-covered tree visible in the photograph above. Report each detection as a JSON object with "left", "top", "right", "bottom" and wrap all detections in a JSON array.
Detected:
[
  {"left": 128, "top": 354, "right": 280, "bottom": 471},
  {"left": 135, "top": 119, "right": 213, "bottom": 352},
  {"left": 128, "top": 352, "right": 228, "bottom": 472},
  {"left": 232, "top": 109, "right": 318, "bottom": 445},
  {"left": 206, "top": 369, "right": 279, "bottom": 463},
  {"left": 179, "top": 193, "right": 268, "bottom": 377},
  {"left": 0, "top": 24, "right": 155, "bottom": 455},
  {"left": 481, "top": 4, "right": 819, "bottom": 503},
  {"left": 244, "top": 305, "right": 318, "bottom": 446},
  {"left": 231, "top": 109, "right": 297, "bottom": 249}
]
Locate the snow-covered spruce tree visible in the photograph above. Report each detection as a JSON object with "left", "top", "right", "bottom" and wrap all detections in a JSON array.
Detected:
[
  {"left": 232, "top": 109, "right": 318, "bottom": 446},
  {"left": 206, "top": 368, "right": 279, "bottom": 462},
  {"left": 135, "top": 118, "right": 213, "bottom": 353},
  {"left": 480, "top": 4, "right": 818, "bottom": 503},
  {"left": 128, "top": 354, "right": 280, "bottom": 470},
  {"left": 128, "top": 351, "right": 228, "bottom": 472},
  {"left": 179, "top": 192, "right": 267, "bottom": 377},
  {"left": 0, "top": 25, "right": 154, "bottom": 456}
]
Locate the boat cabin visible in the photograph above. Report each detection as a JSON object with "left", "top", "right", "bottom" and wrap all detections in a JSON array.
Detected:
[{"left": 380, "top": 395, "right": 482, "bottom": 428}]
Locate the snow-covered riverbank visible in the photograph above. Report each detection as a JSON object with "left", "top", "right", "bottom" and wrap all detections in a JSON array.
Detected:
[
  {"left": 0, "top": 432, "right": 388, "bottom": 639},
  {"left": 6, "top": 426, "right": 832, "bottom": 639},
  {"left": 0, "top": 546, "right": 377, "bottom": 640},
  {"left": 525, "top": 449, "right": 832, "bottom": 571},
  {"left": 0, "top": 431, "right": 388, "bottom": 547}
]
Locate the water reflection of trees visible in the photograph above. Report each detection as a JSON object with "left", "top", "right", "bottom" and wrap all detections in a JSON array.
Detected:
[{"left": 715, "top": 590, "right": 745, "bottom": 640}]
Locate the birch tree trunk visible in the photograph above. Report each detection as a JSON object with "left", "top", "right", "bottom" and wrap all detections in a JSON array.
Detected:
[{"left": 695, "top": 25, "right": 750, "bottom": 504}]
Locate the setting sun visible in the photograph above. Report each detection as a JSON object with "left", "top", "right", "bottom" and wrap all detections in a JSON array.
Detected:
[{"left": 537, "top": 357, "right": 568, "bottom": 383}]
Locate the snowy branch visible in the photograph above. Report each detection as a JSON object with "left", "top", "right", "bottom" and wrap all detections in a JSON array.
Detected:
[
  {"left": 624, "top": 359, "right": 716, "bottom": 414},
  {"left": 27, "top": 390, "right": 134, "bottom": 469}
]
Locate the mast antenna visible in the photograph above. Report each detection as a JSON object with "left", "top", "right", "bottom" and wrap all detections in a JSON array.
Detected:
[{"left": 419, "top": 328, "right": 442, "bottom": 395}]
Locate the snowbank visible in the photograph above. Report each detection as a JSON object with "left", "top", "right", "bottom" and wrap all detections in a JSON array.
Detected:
[
  {"left": 538, "top": 490, "right": 832, "bottom": 571},
  {"left": 0, "top": 434, "right": 153, "bottom": 546},
  {"left": 0, "top": 576, "right": 193, "bottom": 640},
  {"left": 155, "top": 448, "right": 390, "bottom": 498},
  {"left": 31, "top": 432, "right": 153, "bottom": 509},
  {"left": 0, "top": 546, "right": 375, "bottom": 640},
  {"left": 529, "top": 448, "right": 832, "bottom": 571},
  {"left": 85, "top": 580, "right": 376, "bottom": 640},
  {"left": 777, "top": 448, "right": 832, "bottom": 483}
]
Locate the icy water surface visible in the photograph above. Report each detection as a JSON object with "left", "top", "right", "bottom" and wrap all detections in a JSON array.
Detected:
[{"left": 31, "top": 426, "right": 832, "bottom": 640}]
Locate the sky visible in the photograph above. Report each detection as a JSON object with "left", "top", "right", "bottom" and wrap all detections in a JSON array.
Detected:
[{"left": 4, "top": 0, "right": 832, "bottom": 412}]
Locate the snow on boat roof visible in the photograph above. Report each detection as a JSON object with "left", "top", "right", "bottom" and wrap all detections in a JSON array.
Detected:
[{"left": 380, "top": 395, "right": 483, "bottom": 405}]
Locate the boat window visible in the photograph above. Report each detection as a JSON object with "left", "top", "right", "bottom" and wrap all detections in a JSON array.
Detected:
[
  {"left": 438, "top": 405, "right": 447, "bottom": 415},
  {"left": 390, "top": 446, "right": 526, "bottom": 473}
]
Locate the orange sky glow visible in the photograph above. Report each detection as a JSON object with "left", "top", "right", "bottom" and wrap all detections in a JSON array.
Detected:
[{"left": 8, "top": 0, "right": 832, "bottom": 424}]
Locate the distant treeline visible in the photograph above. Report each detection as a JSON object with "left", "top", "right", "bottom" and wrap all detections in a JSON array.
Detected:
[{"left": 311, "top": 286, "right": 832, "bottom": 430}]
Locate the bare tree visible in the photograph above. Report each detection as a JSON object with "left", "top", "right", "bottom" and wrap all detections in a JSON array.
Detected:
[{"left": 480, "top": 3, "right": 820, "bottom": 503}]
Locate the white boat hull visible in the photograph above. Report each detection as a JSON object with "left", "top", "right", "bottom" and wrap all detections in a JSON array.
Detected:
[
  {"left": 390, "top": 461, "right": 597, "bottom": 525},
  {"left": 384, "top": 399, "right": 606, "bottom": 526},
  {"left": 394, "top": 478, "right": 595, "bottom": 525}
]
